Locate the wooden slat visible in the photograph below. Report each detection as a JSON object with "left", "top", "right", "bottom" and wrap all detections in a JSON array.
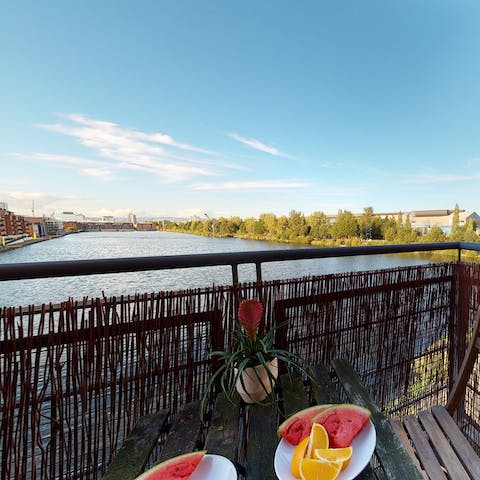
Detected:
[
  {"left": 432, "top": 405, "right": 480, "bottom": 479},
  {"left": 157, "top": 402, "right": 202, "bottom": 463},
  {"left": 280, "top": 373, "right": 308, "bottom": 417},
  {"left": 390, "top": 418, "right": 429, "bottom": 480},
  {"left": 355, "top": 465, "right": 380, "bottom": 480},
  {"left": 102, "top": 409, "right": 169, "bottom": 480},
  {"left": 309, "top": 364, "right": 341, "bottom": 404},
  {"left": 403, "top": 415, "right": 447, "bottom": 480},
  {"left": 204, "top": 393, "right": 240, "bottom": 463},
  {"left": 310, "top": 364, "right": 376, "bottom": 480},
  {"left": 418, "top": 410, "right": 470, "bottom": 478},
  {"left": 245, "top": 403, "right": 278, "bottom": 479},
  {"left": 332, "top": 358, "right": 425, "bottom": 480}
]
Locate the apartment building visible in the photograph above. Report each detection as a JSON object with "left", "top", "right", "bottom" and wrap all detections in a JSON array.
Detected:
[{"left": 0, "top": 205, "right": 26, "bottom": 236}]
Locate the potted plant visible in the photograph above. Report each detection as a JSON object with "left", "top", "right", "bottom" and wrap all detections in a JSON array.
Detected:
[{"left": 203, "top": 298, "right": 315, "bottom": 409}]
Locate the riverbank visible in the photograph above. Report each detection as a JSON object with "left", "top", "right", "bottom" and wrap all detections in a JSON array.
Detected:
[
  {"left": 164, "top": 227, "right": 480, "bottom": 262},
  {"left": 0, "top": 236, "right": 53, "bottom": 253}
]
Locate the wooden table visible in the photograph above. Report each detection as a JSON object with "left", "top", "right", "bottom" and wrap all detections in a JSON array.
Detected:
[{"left": 103, "top": 359, "right": 427, "bottom": 479}]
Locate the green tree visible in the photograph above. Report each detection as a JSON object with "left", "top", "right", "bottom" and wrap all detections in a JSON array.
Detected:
[
  {"left": 358, "top": 207, "right": 383, "bottom": 240},
  {"left": 451, "top": 204, "right": 461, "bottom": 236},
  {"left": 395, "top": 214, "right": 418, "bottom": 243},
  {"left": 229, "top": 216, "right": 243, "bottom": 232},
  {"left": 241, "top": 217, "right": 265, "bottom": 236},
  {"left": 216, "top": 217, "right": 237, "bottom": 236},
  {"left": 331, "top": 210, "right": 359, "bottom": 239},
  {"left": 420, "top": 226, "right": 447, "bottom": 243},
  {"left": 242, "top": 217, "right": 257, "bottom": 235},
  {"left": 275, "top": 216, "right": 289, "bottom": 240},
  {"left": 259, "top": 213, "right": 277, "bottom": 236},
  {"left": 287, "top": 210, "right": 308, "bottom": 238},
  {"left": 396, "top": 212, "right": 404, "bottom": 232},
  {"left": 461, "top": 219, "right": 480, "bottom": 243},
  {"left": 382, "top": 217, "right": 397, "bottom": 242},
  {"left": 307, "top": 211, "right": 331, "bottom": 239}
]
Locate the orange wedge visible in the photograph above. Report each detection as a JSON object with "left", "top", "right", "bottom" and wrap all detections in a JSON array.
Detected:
[
  {"left": 306, "top": 423, "right": 329, "bottom": 458},
  {"left": 291, "top": 436, "right": 310, "bottom": 478},
  {"left": 313, "top": 446, "right": 353, "bottom": 471},
  {"left": 300, "top": 458, "right": 342, "bottom": 480}
]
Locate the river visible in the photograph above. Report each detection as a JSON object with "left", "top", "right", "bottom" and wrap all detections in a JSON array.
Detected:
[{"left": 0, "top": 231, "right": 442, "bottom": 308}]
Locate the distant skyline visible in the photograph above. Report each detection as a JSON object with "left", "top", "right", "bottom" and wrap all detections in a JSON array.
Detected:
[{"left": 2, "top": 1, "right": 480, "bottom": 219}]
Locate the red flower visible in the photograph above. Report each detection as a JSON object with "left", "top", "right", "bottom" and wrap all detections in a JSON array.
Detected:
[{"left": 238, "top": 299, "right": 263, "bottom": 339}]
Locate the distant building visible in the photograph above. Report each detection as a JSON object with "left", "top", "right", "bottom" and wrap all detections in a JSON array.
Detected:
[
  {"left": 0, "top": 201, "right": 8, "bottom": 211},
  {"left": 136, "top": 222, "right": 155, "bottom": 231},
  {"left": 23, "top": 217, "right": 47, "bottom": 238},
  {"left": 56, "top": 211, "right": 85, "bottom": 222},
  {"left": 62, "top": 221, "right": 79, "bottom": 232},
  {"left": 0, "top": 206, "right": 26, "bottom": 236},
  {"left": 77, "top": 221, "right": 134, "bottom": 231},
  {"left": 128, "top": 212, "right": 137, "bottom": 225},
  {"left": 410, "top": 210, "right": 480, "bottom": 234},
  {"left": 44, "top": 218, "right": 64, "bottom": 236},
  {"left": 102, "top": 216, "right": 115, "bottom": 223}
]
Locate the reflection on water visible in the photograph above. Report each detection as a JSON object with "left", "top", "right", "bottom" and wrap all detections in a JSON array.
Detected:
[{"left": 0, "top": 231, "right": 442, "bottom": 308}]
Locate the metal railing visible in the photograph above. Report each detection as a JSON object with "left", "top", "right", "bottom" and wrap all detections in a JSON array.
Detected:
[{"left": 0, "top": 241, "right": 479, "bottom": 283}]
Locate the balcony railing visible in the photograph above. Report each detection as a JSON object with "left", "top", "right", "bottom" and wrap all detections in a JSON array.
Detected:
[
  {"left": 1, "top": 241, "right": 479, "bottom": 283},
  {"left": 1, "top": 242, "right": 480, "bottom": 479}
]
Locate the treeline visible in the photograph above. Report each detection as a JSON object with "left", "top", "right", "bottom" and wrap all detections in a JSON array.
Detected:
[{"left": 163, "top": 206, "right": 480, "bottom": 246}]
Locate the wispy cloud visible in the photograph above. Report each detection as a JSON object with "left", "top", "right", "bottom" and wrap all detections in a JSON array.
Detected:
[
  {"left": 12, "top": 152, "right": 107, "bottom": 168},
  {"left": 229, "top": 133, "right": 294, "bottom": 159},
  {"left": 403, "top": 172, "right": 480, "bottom": 183},
  {"left": 58, "top": 113, "right": 216, "bottom": 155},
  {"left": 192, "top": 180, "right": 311, "bottom": 191},
  {"left": 0, "top": 177, "right": 29, "bottom": 187},
  {"left": 30, "top": 113, "right": 238, "bottom": 183},
  {"left": 81, "top": 168, "right": 116, "bottom": 180},
  {"left": 0, "top": 190, "right": 86, "bottom": 215},
  {"left": 468, "top": 157, "right": 480, "bottom": 166}
]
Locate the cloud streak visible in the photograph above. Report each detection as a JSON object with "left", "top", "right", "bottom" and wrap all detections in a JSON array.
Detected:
[
  {"left": 192, "top": 180, "right": 311, "bottom": 191},
  {"left": 0, "top": 190, "right": 86, "bottom": 215},
  {"left": 229, "top": 133, "right": 294, "bottom": 159},
  {"left": 403, "top": 172, "right": 480, "bottom": 183},
  {"left": 33, "top": 113, "right": 237, "bottom": 183}
]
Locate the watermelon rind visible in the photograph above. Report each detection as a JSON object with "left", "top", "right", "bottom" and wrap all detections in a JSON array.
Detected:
[
  {"left": 277, "top": 404, "right": 332, "bottom": 445},
  {"left": 134, "top": 450, "right": 207, "bottom": 480},
  {"left": 311, "top": 404, "right": 371, "bottom": 448}
]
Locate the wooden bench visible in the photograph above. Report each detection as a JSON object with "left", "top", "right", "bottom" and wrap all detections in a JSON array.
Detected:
[
  {"left": 102, "top": 402, "right": 203, "bottom": 480},
  {"left": 330, "top": 359, "right": 425, "bottom": 480},
  {"left": 102, "top": 410, "right": 169, "bottom": 480}
]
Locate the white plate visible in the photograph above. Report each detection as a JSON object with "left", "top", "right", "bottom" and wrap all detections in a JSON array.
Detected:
[
  {"left": 190, "top": 454, "right": 238, "bottom": 480},
  {"left": 274, "top": 420, "right": 376, "bottom": 480}
]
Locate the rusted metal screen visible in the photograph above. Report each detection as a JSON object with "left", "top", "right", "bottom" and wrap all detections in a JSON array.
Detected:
[
  {"left": 272, "top": 262, "right": 456, "bottom": 416},
  {"left": 1, "top": 262, "right": 479, "bottom": 479},
  {"left": 455, "top": 262, "right": 480, "bottom": 452},
  {"left": 0, "top": 292, "right": 225, "bottom": 480}
]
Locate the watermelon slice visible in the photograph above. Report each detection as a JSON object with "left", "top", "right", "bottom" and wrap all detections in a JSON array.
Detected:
[
  {"left": 135, "top": 451, "right": 206, "bottom": 480},
  {"left": 277, "top": 404, "right": 332, "bottom": 445},
  {"left": 312, "top": 404, "right": 371, "bottom": 448}
]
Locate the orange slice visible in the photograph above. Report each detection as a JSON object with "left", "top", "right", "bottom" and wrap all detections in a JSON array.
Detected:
[
  {"left": 291, "top": 436, "right": 310, "bottom": 478},
  {"left": 306, "top": 423, "right": 329, "bottom": 458},
  {"left": 313, "top": 446, "right": 353, "bottom": 470},
  {"left": 299, "top": 458, "right": 342, "bottom": 480}
]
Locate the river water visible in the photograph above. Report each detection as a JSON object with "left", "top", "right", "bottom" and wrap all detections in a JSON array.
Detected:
[{"left": 0, "top": 231, "right": 441, "bottom": 308}]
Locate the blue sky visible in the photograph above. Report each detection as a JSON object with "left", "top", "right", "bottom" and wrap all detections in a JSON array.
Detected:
[{"left": 1, "top": 1, "right": 480, "bottom": 220}]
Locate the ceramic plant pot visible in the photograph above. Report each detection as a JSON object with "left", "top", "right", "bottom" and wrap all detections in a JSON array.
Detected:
[{"left": 235, "top": 357, "right": 279, "bottom": 403}]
